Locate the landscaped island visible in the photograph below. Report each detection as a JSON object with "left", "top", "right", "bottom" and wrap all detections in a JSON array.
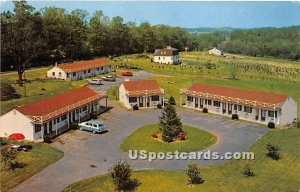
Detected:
[
  {"left": 63, "top": 128, "right": 300, "bottom": 192},
  {"left": 120, "top": 123, "right": 217, "bottom": 153}
]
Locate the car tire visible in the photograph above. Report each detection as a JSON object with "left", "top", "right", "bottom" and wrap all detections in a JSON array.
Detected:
[
  {"left": 79, "top": 127, "right": 82, "bottom": 131},
  {"left": 92, "top": 130, "right": 96, "bottom": 134}
]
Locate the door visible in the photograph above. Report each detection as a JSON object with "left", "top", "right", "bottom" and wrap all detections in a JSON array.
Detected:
[
  {"left": 228, "top": 104, "right": 232, "bottom": 115},
  {"left": 222, "top": 103, "right": 226, "bottom": 114},
  {"left": 49, "top": 121, "right": 53, "bottom": 133},
  {"left": 200, "top": 98, "right": 203, "bottom": 108},
  {"left": 255, "top": 109, "right": 259, "bottom": 120},
  {"left": 195, "top": 97, "right": 199, "bottom": 108},
  {"left": 261, "top": 109, "right": 266, "bottom": 121},
  {"left": 139, "top": 97, "right": 143, "bottom": 107},
  {"left": 147, "top": 97, "right": 150, "bottom": 107}
]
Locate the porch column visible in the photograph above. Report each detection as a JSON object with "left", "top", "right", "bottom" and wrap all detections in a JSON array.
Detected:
[
  {"left": 67, "top": 112, "right": 70, "bottom": 129},
  {"left": 41, "top": 124, "right": 44, "bottom": 140},
  {"left": 55, "top": 121, "right": 58, "bottom": 135},
  {"left": 78, "top": 109, "right": 81, "bottom": 123}
]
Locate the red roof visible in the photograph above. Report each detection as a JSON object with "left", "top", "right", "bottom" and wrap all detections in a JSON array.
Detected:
[
  {"left": 187, "top": 84, "right": 288, "bottom": 105},
  {"left": 17, "top": 87, "right": 103, "bottom": 117},
  {"left": 58, "top": 58, "right": 111, "bottom": 73},
  {"left": 123, "top": 80, "right": 163, "bottom": 96}
]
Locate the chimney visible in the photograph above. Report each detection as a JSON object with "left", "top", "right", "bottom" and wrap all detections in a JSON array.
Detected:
[{"left": 55, "top": 62, "right": 58, "bottom": 67}]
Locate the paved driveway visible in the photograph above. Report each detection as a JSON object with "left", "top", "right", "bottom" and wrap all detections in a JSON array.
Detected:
[{"left": 11, "top": 101, "right": 268, "bottom": 192}]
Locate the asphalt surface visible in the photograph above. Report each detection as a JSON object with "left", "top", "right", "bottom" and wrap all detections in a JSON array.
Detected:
[{"left": 11, "top": 100, "right": 268, "bottom": 192}]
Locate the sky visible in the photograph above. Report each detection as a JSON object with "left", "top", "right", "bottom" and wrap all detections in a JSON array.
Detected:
[{"left": 1, "top": 1, "right": 300, "bottom": 28}]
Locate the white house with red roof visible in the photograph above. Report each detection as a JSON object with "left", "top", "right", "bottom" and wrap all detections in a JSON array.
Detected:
[
  {"left": 0, "top": 87, "right": 107, "bottom": 141},
  {"left": 180, "top": 83, "right": 297, "bottom": 126},
  {"left": 47, "top": 58, "right": 112, "bottom": 80},
  {"left": 119, "top": 79, "right": 164, "bottom": 109}
]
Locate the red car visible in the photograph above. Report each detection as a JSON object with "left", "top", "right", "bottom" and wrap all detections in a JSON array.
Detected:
[{"left": 122, "top": 71, "right": 133, "bottom": 76}]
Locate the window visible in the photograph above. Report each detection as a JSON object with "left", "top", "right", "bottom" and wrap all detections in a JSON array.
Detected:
[
  {"left": 244, "top": 106, "right": 252, "bottom": 113},
  {"left": 73, "top": 72, "right": 76, "bottom": 76},
  {"left": 34, "top": 124, "right": 41, "bottom": 133},
  {"left": 52, "top": 72, "right": 55, "bottom": 76},
  {"left": 67, "top": 73, "right": 69, "bottom": 77},
  {"left": 187, "top": 96, "right": 193, "bottom": 102},
  {"left": 238, "top": 105, "right": 242, "bottom": 111},
  {"left": 61, "top": 114, "right": 67, "bottom": 121},
  {"left": 163, "top": 57, "right": 165, "bottom": 60},
  {"left": 101, "top": 67, "right": 103, "bottom": 70},
  {"left": 88, "top": 69, "right": 91, "bottom": 73},
  {"left": 151, "top": 95, "right": 160, "bottom": 101},
  {"left": 268, "top": 110, "right": 277, "bottom": 118},
  {"left": 234, "top": 104, "right": 237, "bottom": 110},
  {"left": 158, "top": 57, "right": 160, "bottom": 60},
  {"left": 58, "top": 72, "right": 62, "bottom": 77},
  {"left": 82, "top": 106, "right": 88, "bottom": 111},
  {"left": 207, "top": 100, "right": 212, "bottom": 106},
  {"left": 129, "top": 97, "right": 137, "bottom": 103},
  {"left": 83, "top": 70, "right": 86, "bottom": 74},
  {"left": 109, "top": 65, "right": 112, "bottom": 68},
  {"left": 97, "top": 68, "right": 100, "bottom": 71},
  {"left": 213, "top": 101, "right": 220, "bottom": 107}
]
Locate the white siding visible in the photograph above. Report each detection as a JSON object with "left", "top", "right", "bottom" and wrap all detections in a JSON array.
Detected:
[
  {"left": 47, "top": 67, "right": 67, "bottom": 80},
  {"left": 0, "top": 110, "right": 35, "bottom": 140},
  {"left": 280, "top": 97, "right": 298, "bottom": 125},
  {"left": 154, "top": 55, "right": 179, "bottom": 64}
]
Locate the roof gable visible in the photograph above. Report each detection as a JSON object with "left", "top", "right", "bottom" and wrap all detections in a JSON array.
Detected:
[{"left": 123, "top": 80, "right": 160, "bottom": 91}]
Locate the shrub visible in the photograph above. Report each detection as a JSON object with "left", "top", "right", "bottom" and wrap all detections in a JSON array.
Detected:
[
  {"left": 43, "top": 136, "right": 52, "bottom": 144},
  {"left": 109, "top": 160, "right": 140, "bottom": 191},
  {"left": 1, "top": 146, "right": 18, "bottom": 170},
  {"left": 232, "top": 114, "right": 239, "bottom": 120},
  {"left": 157, "top": 104, "right": 162, "bottom": 109},
  {"left": 268, "top": 122, "right": 275, "bottom": 128},
  {"left": 151, "top": 133, "right": 158, "bottom": 138},
  {"left": 0, "top": 79, "right": 20, "bottom": 101},
  {"left": 177, "top": 131, "right": 186, "bottom": 140},
  {"left": 90, "top": 112, "right": 98, "bottom": 119},
  {"left": 187, "top": 162, "right": 203, "bottom": 185},
  {"left": 243, "top": 164, "right": 255, "bottom": 177},
  {"left": 266, "top": 143, "right": 280, "bottom": 160},
  {"left": 70, "top": 122, "right": 78, "bottom": 130},
  {"left": 132, "top": 105, "right": 139, "bottom": 110},
  {"left": 202, "top": 108, "right": 208, "bottom": 113}
]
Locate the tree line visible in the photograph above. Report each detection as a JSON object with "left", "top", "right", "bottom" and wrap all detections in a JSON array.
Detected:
[{"left": 1, "top": 1, "right": 299, "bottom": 78}]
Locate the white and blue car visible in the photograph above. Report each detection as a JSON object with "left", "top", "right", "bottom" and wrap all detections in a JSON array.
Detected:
[{"left": 78, "top": 120, "right": 107, "bottom": 134}]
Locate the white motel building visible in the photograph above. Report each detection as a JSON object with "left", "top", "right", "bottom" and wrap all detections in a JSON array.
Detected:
[
  {"left": 180, "top": 83, "right": 297, "bottom": 126},
  {"left": 153, "top": 46, "right": 180, "bottom": 64},
  {"left": 119, "top": 79, "right": 164, "bottom": 109},
  {"left": 0, "top": 87, "right": 107, "bottom": 141},
  {"left": 47, "top": 58, "right": 112, "bottom": 80}
]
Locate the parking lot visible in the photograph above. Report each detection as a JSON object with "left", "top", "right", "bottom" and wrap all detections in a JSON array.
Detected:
[{"left": 12, "top": 99, "right": 268, "bottom": 192}]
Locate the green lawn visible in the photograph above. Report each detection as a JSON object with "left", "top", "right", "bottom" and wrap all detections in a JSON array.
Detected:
[
  {"left": 120, "top": 124, "right": 217, "bottom": 153},
  {"left": 1, "top": 140, "right": 63, "bottom": 192},
  {"left": 63, "top": 128, "right": 300, "bottom": 192}
]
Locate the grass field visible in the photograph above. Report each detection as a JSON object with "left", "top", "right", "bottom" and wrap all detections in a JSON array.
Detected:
[
  {"left": 120, "top": 124, "right": 217, "bottom": 153},
  {"left": 1, "top": 140, "right": 63, "bottom": 192},
  {"left": 63, "top": 128, "right": 300, "bottom": 192}
]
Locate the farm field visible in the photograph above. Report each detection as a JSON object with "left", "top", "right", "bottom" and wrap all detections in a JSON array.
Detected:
[
  {"left": 0, "top": 139, "right": 63, "bottom": 192},
  {"left": 1, "top": 51, "right": 299, "bottom": 118},
  {"left": 63, "top": 128, "right": 300, "bottom": 192}
]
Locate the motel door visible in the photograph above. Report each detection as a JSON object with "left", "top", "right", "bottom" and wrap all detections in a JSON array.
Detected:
[
  {"left": 222, "top": 103, "right": 226, "bottom": 114},
  {"left": 147, "top": 96, "right": 150, "bottom": 107},
  {"left": 139, "top": 97, "right": 143, "bottom": 107},
  {"left": 261, "top": 109, "right": 266, "bottom": 121},
  {"left": 195, "top": 97, "right": 199, "bottom": 108}
]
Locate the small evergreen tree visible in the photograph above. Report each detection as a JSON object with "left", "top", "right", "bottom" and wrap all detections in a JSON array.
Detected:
[
  {"left": 266, "top": 143, "right": 281, "bottom": 160},
  {"left": 1, "top": 146, "right": 18, "bottom": 170},
  {"left": 109, "top": 160, "right": 140, "bottom": 191},
  {"left": 159, "top": 97, "right": 182, "bottom": 142},
  {"left": 187, "top": 162, "right": 203, "bottom": 185}
]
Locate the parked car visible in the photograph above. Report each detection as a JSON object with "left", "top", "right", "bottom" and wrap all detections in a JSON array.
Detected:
[
  {"left": 102, "top": 75, "right": 116, "bottom": 82},
  {"left": 122, "top": 71, "right": 133, "bottom": 76},
  {"left": 89, "top": 79, "right": 102, "bottom": 85},
  {"left": 78, "top": 119, "right": 107, "bottom": 134}
]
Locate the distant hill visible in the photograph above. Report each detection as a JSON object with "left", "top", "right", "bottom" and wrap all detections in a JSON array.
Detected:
[{"left": 185, "top": 27, "right": 235, "bottom": 34}]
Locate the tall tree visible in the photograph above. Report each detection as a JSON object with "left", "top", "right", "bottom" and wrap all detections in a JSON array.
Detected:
[
  {"left": 109, "top": 16, "right": 130, "bottom": 55},
  {"left": 159, "top": 97, "right": 183, "bottom": 142},
  {"left": 1, "top": 1, "right": 45, "bottom": 85}
]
